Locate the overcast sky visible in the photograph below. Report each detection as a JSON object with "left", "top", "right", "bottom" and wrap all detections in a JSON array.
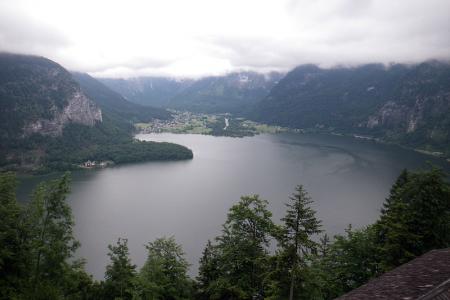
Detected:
[{"left": 1, "top": 0, "right": 449, "bottom": 78}]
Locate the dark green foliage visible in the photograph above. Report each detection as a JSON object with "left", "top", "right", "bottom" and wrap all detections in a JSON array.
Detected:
[
  {"left": 25, "top": 173, "right": 80, "bottom": 298},
  {"left": 0, "top": 53, "right": 193, "bottom": 173},
  {"left": 374, "top": 168, "right": 450, "bottom": 271},
  {"left": 138, "top": 236, "right": 193, "bottom": 299},
  {"left": 196, "top": 240, "right": 221, "bottom": 299},
  {"left": 197, "top": 168, "right": 450, "bottom": 299},
  {"left": 306, "top": 168, "right": 450, "bottom": 299},
  {"left": 312, "top": 226, "right": 380, "bottom": 299},
  {"left": 198, "top": 195, "right": 276, "bottom": 299},
  {"left": 0, "top": 172, "right": 98, "bottom": 299},
  {"left": 272, "top": 185, "right": 322, "bottom": 300},
  {"left": 0, "top": 53, "right": 78, "bottom": 141},
  {"left": 0, "top": 172, "right": 23, "bottom": 298},
  {"left": 254, "top": 62, "right": 450, "bottom": 155},
  {"left": 42, "top": 120, "right": 193, "bottom": 170},
  {"left": 1, "top": 167, "right": 449, "bottom": 299},
  {"left": 103, "top": 238, "right": 137, "bottom": 300}
]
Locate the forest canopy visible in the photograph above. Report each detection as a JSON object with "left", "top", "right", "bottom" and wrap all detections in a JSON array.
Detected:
[{"left": 0, "top": 167, "right": 449, "bottom": 299}]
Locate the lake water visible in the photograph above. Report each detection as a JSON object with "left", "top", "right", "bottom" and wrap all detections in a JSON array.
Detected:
[{"left": 16, "top": 133, "right": 450, "bottom": 279}]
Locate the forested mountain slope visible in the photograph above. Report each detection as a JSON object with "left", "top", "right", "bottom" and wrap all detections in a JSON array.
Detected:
[
  {"left": 0, "top": 53, "right": 192, "bottom": 172},
  {"left": 99, "top": 77, "right": 194, "bottom": 107},
  {"left": 0, "top": 53, "right": 102, "bottom": 139},
  {"left": 72, "top": 72, "right": 170, "bottom": 122},
  {"left": 167, "top": 72, "right": 283, "bottom": 113},
  {"left": 100, "top": 72, "right": 283, "bottom": 114},
  {"left": 254, "top": 62, "right": 450, "bottom": 155}
]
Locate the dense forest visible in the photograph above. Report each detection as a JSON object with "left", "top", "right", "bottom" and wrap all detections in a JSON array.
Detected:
[
  {"left": 1, "top": 167, "right": 448, "bottom": 299},
  {"left": 100, "top": 61, "right": 450, "bottom": 156},
  {"left": 253, "top": 62, "right": 450, "bottom": 156},
  {"left": 0, "top": 53, "right": 193, "bottom": 173}
]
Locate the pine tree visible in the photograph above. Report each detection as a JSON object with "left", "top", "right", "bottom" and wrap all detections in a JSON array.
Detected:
[
  {"left": 317, "top": 225, "right": 379, "bottom": 298},
  {"left": 104, "top": 238, "right": 137, "bottom": 300},
  {"left": 318, "top": 234, "right": 330, "bottom": 258},
  {"left": 196, "top": 240, "right": 220, "bottom": 299},
  {"left": 278, "top": 185, "right": 322, "bottom": 300},
  {"left": 375, "top": 168, "right": 450, "bottom": 270}
]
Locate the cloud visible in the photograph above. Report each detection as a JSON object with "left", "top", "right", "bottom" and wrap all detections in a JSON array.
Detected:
[
  {"left": 0, "top": 0, "right": 449, "bottom": 77},
  {"left": 0, "top": 4, "right": 69, "bottom": 55}
]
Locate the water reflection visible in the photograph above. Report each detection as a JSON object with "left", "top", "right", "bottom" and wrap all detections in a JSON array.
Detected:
[{"left": 16, "top": 133, "right": 449, "bottom": 279}]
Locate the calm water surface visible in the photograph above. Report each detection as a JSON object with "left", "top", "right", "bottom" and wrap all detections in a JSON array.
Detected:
[{"left": 16, "top": 133, "right": 450, "bottom": 279}]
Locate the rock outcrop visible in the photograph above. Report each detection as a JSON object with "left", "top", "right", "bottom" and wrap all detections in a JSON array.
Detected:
[
  {"left": 23, "top": 90, "right": 102, "bottom": 136},
  {"left": 254, "top": 61, "right": 450, "bottom": 154},
  {"left": 0, "top": 53, "right": 102, "bottom": 138}
]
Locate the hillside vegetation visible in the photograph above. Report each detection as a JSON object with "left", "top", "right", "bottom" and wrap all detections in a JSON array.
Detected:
[
  {"left": 253, "top": 62, "right": 450, "bottom": 155},
  {"left": 1, "top": 167, "right": 448, "bottom": 299},
  {"left": 0, "top": 53, "right": 193, "bottom": 172},
  {"left": 101, "top": 72, "right": 283, "bottom": 114}
]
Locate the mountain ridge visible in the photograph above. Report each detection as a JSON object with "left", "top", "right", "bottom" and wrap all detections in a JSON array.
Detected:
[
  {"left": 99, "top": 71, "right": 284, "bottom": 113},
  {"left": 0, "top": 53, "right": 192, "bottom": 172},
  {"left": 0, "top": 52, "right": 102, "bottom": 138},
  {"left": 253, "top": 61, "right": 450, "bottom": 155}
]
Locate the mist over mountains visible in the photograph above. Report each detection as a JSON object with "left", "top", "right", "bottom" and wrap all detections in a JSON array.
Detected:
[
  {"left": 253, "top": 61, "right": 450, "bottom": 154},
  {"left": 1, "top": 52, "right": 449, "bottom": 172},
  {"left": 99, "top": 72, "right": 283, "bottom": 114},
  {"left": 98, "top": 60, "right": 450, "bottom": 156},
  {"left": 0, "top": 53, "right": 192, "bottom": 172}
]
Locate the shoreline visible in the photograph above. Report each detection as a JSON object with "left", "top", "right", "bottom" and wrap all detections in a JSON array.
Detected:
[{"left": 137, "top": 128, "right": 450, "bottom": 162}]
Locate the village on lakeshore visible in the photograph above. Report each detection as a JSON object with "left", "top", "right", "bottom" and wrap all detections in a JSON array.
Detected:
[{"left": 80, "top": 160, "right": 113, "bottom": 169}]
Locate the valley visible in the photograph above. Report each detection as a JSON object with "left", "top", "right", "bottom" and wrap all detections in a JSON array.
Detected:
[
  {"left": 0, "top": 54, "right": 193, "bottom": 173},
  {"left": 1, "top": 2, "right": 450, "bottom": 299},
  {"left": 135, "top": 110, "right": 287, "bottom": 137}
]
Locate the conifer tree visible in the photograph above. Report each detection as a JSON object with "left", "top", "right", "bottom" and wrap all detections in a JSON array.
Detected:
[
  {"left": 278, "top": 185, "right": 322, "bottom": 300},
  {"left": 196, "top": 240, "right": 220, "bottom": 299},
  {"left": 375, "top": 168, "right": 450, "bottom": 270},
  {"left": 104, "top": 238, "right": 137, "bottom": 300}
]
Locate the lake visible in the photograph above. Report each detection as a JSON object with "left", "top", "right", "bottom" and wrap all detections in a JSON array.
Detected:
[{"left": 16, "top": 132, "right": 450, "bottom": 279}]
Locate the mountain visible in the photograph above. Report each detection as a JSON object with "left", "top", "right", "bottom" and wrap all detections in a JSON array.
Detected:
[
  {"left": 72, "top": 72, "right": 170, "bottom": 122},
  {"left": 99, "top": 72, "right": 283, "bottom": 114},
  {"left": 253, "top": 62, "right": 450, "bottom": 155},
  {"left": 0, "top": 53, "right": 102, "bottom": 139},
  {"left": 99, "top": 77, "right": 194, "bottom": 107},
  {"left": 0, "top": 53, "right": 192, "bottom": 172},
  {"left": 167, "top": 72, "right": 283, "bottom": 113}
]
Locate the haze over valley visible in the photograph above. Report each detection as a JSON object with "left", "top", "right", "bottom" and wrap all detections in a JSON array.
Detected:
[{"left": 1, "top": 1, "right": 450, "bottom": 299}]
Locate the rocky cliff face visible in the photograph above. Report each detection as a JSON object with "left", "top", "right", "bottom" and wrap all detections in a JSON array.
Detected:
[
  {"left": 0, "top": 53, "right": 102, "bottom": 138},
  {"left": 24, "top": 90, "right": 102, "bottom": 136},
  {"left": 361, "top": 63, "right": 450, "bottom": 144},
  {"left": 254, "top": 62, "right": 450, "bottom": 154}
]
